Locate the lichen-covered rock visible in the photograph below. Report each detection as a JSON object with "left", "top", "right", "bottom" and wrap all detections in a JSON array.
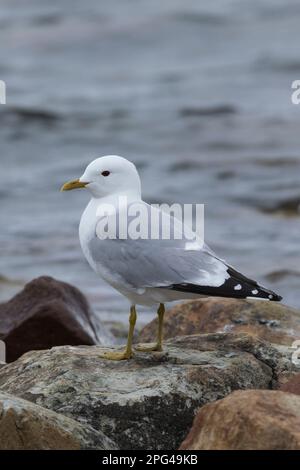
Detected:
[
  {"left": 139, "top": 298, "right": 300, "bottom": 346},
  {"left": 0, "top": 333, "right": 293, "bottom": 450},
  {"left": 0, "top": 392, "right": 117, "bottom": 450},
  {"left": 0, "top": 276, "right": 109, "bottom": 362},
  {"left": 180, "top": 390, "right": 300, "bottom": 450}
]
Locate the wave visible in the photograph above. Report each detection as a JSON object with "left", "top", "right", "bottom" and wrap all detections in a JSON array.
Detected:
[
  {"left": 0, "top": 275, "right": 23, "bottom": 286},
  {"left": 261, "top": 196, "right": 300, "bottom": 216},
  {"left": 172, "top": 11, "right": 229, "bottom": 26},
  {"left": 179, "top": 105, "right": 237, "bottom": 117},
  {"left": 0, "top": 107, "right": 60, "bottom": 125},
  {"left": 255, "top": 56, "right": 300, "bottom": 73},
  {"left": 254, "top": 157, "right": 300, "bottom": 167},
  {"left": 235, "top": 195, "right": 300, "bottom": 217}
]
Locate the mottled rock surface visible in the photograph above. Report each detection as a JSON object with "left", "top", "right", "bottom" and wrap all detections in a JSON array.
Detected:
[
  {"left": 0, "top": 333, "right": 293, "bottom": 450},
  {"left": 139, "top": 298, "right": 300, "bottom": 346},
  {"left": 180, "top": 390, "right": 300, "bottom": 450},
  {"left": 0, "top": 392, "right": 117, "bottom": 450},
  {"left": 0, "top": 276, "right": 106, "bottom": 362}
]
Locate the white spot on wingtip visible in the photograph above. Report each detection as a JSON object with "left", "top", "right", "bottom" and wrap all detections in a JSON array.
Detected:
[
  {"left": 246, "top": 296, "right": 269, "bottom": 301},
  {"left": 137, "top": 288, "right": 146, "bottom": 295},
  {"left": 268, "top": 294, "right": 273, "bottom": 299},
  {"left": 252, "top": 289, "right": 258, "bottom": 295},
  {"left": 185, "top": 241, "right": 202, "bottom": 251},
  {"left": 234, "top": 284, "right": 242, "bottom": 291}
]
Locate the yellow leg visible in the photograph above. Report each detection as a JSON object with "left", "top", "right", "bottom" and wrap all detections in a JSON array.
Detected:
[
  {"left": 135, "top": 303, "right": 165, "bottom": 352},
  {"left": 101, "top": 305, "right": 136, "bottom": 360},
  {"left": 157, "top": 302, "right": 165, "bottom": 350}
]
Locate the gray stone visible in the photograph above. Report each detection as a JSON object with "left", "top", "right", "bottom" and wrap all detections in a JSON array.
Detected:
[
  {"left": 0, "top": 332, "right": 293, "bottom": 450},
  {"left": 0, "top": 392, "right": 117, "bottom": 450}
]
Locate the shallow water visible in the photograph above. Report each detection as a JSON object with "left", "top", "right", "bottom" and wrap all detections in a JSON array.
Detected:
[{"left": 1, "top": 0, "right": 300, "bottom": 327}]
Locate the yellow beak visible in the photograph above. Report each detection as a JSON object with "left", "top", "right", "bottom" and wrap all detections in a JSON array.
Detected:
[{"left": 60, "top": 179, "right": 89, "bottom": 192}]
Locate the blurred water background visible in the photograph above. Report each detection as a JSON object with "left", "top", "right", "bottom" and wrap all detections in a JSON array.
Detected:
[{"left": 1, "top": 0, "right": 300, "bottom": 329}]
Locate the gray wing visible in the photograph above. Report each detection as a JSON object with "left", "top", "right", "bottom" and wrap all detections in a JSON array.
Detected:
[
  {"left": 89, "top": 200, "right": 229, "bottom": 289},
  {"left": 87, "top": 202, "right": 282, "bottom": 301},
  {"left": 90, "top": 236, "right": 229, "bottom": 289}
]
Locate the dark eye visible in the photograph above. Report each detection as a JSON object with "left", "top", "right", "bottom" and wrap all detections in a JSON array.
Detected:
[{"left": 101, "top": 170, "right": 110, "bottom": 177}]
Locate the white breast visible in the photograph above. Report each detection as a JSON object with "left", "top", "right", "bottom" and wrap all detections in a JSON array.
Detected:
[
  {"left": 79, "top": 199, "right": 99, "bottom": 271},
  {"left": 79, "top": 198, "right": 129, "bottom": 289}
]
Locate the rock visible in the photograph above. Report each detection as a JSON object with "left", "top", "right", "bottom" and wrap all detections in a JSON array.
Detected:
[
  {"left": 180, "top": 390, "right": 300, "bottom": 450},
  {"left": 0, "top": 332, "right": 293, "bottom": 450},
  {"left": 0, "top": 391, "right": 116, "bottom": 450},
  {"left": 139, "top": 298, "right": 300, "bottom": 346},
  {"left": 0, "top": 276, "right": 105, "bottom": 362},
  {"left": 278, "top": 373, "right": 300, "bottom": 396}
]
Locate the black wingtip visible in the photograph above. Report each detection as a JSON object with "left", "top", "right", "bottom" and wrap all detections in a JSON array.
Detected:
[
  {"left": 267, "top": 292, "right": 282, "bottom": 302},
  {"left": 248, "top": 291, "right": 283, "bottom": 302},
  {"left": 161, "top": 269, "right": 283, "bottom": 302}
]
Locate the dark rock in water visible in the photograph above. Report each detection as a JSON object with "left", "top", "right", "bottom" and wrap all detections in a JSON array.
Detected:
[
  {"left": 180, "top": 390, "right": 300, "bottom": 450},
  {"left": 0, "top": 333, "right": 293, "bottom": 450},
  {"left": 0, "top": 392, "right": 116, "bottom": 450},
  {"left": 0, "top": 276, "right": 102, "bottom": 362},
  {"left": 139, "top": 298, "right": 300, "bottom": 346}
]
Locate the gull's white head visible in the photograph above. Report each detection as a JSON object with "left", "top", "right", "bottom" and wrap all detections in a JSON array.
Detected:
[{"left": 61, "top": 155, "right": 141, "bottom": 199}]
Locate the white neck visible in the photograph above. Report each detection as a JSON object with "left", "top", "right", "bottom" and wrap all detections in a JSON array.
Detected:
[
  {"left": 93, "top": 189, "right": 141, "bottom": 206},
  {"left": 85, "top": 191, "right": 141, "bottom": 219}
]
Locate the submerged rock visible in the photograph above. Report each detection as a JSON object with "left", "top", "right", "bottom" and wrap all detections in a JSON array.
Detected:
[
  {"left": 0, "top": 276, "right": 106, "bottom": 362},
  {"left": 0, "top": 392, "right": 116, "bottom": 450},
  {"left": 139, "top": 298, "right": 300, "bottom": 346},
  {"left": 180, "top": 390, "right": 300, "bottom": 450},
  {"left": 0, "top": 333, "right": 293, "bottom": 450}
]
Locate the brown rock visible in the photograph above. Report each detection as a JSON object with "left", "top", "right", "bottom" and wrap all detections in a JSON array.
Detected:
[
  {"left": 0, "top": 276, "right": 104, "bottom": 362},
  {"left": 180, "top": 390, "right": 300, "bottom": 450},
  {"left": 0, "top": 392, "right": 116, "bottom": 449},
  {"left": 139, "top": 298, "right": 300, "bottom": 346},
  {"left": 278, "top": 373, "right": 300, "bottom": 396}
]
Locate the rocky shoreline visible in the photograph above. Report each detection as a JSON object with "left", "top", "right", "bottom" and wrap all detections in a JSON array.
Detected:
[{"left": 0, "top": 276, "right": 299, "bottom": 450}]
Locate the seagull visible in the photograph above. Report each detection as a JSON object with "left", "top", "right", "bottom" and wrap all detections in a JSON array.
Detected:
[{"left": 61, "top": 155, "right": 282, "bottom": 360}]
